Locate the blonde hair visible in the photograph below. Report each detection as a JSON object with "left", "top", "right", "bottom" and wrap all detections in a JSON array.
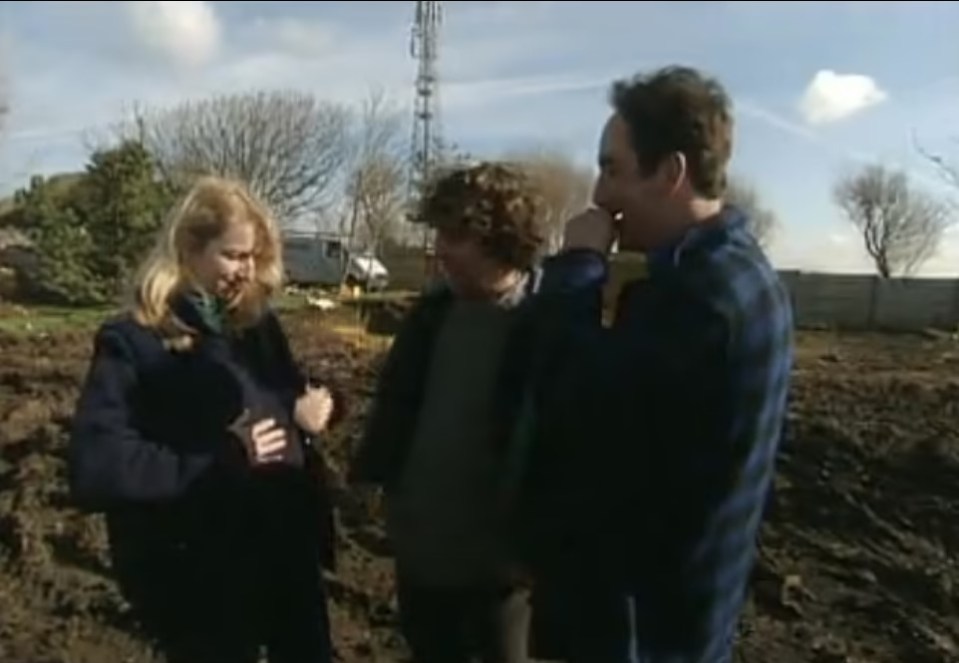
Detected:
[{"left": 130, "top": 176, "right": 284, "bottom": 350}]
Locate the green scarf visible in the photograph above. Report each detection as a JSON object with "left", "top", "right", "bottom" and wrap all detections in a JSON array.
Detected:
[{"left": 185, "top": 288, "right": 228, "bottom": 335}]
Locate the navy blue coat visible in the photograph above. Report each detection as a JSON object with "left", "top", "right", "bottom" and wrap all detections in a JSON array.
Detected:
[
  {"left": 68, "top": 298, "right": 335, "bottom": 636},
  {"left": 524, "top": 206, "right": 794, "bottom": 661}
]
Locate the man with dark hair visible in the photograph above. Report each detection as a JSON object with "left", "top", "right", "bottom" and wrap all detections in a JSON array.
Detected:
[
  {"left": 350, "top": 162, "right": 589, "bottom": 663},
  {"left": 522, "top": 65, "right": 794, "bottom": 662}
]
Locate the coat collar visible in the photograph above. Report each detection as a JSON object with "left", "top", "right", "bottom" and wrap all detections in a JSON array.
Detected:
[
  {"left": 170, "top": 288, "right": 228, "bottom": 336},
  {"left": 421, "top": 265, "right": 543, "bottom": 311},
  {"left": 646, "top": 204, "right": 747, "bottom": 276}
]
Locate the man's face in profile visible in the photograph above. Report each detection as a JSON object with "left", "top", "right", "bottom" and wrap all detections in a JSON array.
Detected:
[
  {"left": 434, "top": 226, "right": 500, "bottom": 298},
  {"left": 593, "top": 113, "right": 673, "bottom": 252}
]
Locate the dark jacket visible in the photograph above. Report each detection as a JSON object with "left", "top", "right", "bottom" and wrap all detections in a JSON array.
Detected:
[
  {"left": 68, "top": 298, "right": 336, "bottom": 627},
  {"left": 349, "top": 279, "right": 537, "bottom": 491},
  {"left": 526, "top": 206, "right": 795, "bottom": 661},
  {"left": 349, "top": 255, "right": 612, "bottom": 543}
]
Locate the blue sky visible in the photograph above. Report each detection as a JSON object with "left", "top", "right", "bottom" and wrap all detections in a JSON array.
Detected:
[{"left": 1, "top": 1, "right": 957, "bottom": 274}]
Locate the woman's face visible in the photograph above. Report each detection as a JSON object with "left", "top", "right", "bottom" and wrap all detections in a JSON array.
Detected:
[{"left": 188, "top": 221, "right": 257, "bottom": 302}]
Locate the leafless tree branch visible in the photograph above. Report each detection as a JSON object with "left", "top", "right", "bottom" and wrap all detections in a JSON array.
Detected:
[
  {"left": 834, "top": 163, "right": 954, "bottom": 278},
  {"left": 344, "top": 89, "right": 409, "bottom": 253},
  {"left": 506, "top": 148, "right": 594, "bottom": 255},
  {"left": 915, "top": 136, "right": 959, "bottom": 192},
  {"left": 129, "top": 90, "right": 352, "bottom": 225}
]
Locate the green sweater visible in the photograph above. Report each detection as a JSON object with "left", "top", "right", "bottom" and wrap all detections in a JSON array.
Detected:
[{"left": 384, "top": 297, "right": 516, "bottom": 588}]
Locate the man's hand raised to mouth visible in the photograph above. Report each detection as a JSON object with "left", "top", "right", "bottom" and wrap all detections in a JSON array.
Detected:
[{"left": 562, "top": 208, "right": 618, "bottom": 256}]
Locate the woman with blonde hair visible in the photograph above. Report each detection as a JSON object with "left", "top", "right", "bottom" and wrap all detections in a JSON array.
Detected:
[{"left": 69, "top": 176, "right": 340, "bottom": 663}]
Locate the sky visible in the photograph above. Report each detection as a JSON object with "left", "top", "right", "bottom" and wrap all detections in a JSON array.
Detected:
[{"left": 1, "top": 0, "right": 957, "bottom": 274}]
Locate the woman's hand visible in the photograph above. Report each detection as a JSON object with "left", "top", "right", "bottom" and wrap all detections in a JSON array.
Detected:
[
  {"left": 248, "top": 418, "right": 291, "bottom": 465},
  {"left": 294, "top": 386, "right": 335, "bottom": 436}
]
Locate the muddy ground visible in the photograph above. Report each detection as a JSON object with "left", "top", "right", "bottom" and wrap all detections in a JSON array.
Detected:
[{"left": 1, "top": 307, "right": 958, "bottom": 663}]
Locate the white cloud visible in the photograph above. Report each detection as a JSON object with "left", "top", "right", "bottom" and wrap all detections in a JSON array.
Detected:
[
  {"left": 248, "top": 17, "right": 339, "bottom": 59},
  {"left": 1, "top": 3, "right": 596, "bottom": 191},
  {"left": 125, "top": 1, "right": 220, "bottom": 68},
  {"left": 799, "top": 69, "right": 888, "bottom": 125}
]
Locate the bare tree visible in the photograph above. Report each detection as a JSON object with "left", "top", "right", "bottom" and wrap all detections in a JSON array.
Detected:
[
  {"left": 343, "top": 89, "right": 408, "bottom": 254},
  {"left": 132, "top": 90, "right": 352, "bottom": 224},
  {"left": 507, "top": 149, "right": 594, "bottom": 254},
  {"left": 725, "top": 175, "right": 778, "bottom": 249},
  {"left": 834, "top": 163, "right": 954, "bottom": 278}
]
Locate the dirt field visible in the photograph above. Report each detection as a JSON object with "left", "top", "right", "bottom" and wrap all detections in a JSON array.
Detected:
[{"left": 1, "top": 307, "right": 958, "bottom": 663}]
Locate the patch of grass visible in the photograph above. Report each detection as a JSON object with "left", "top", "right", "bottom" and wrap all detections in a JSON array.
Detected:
[
  {"left": 0, "top": 304, "right": 115, "bottom": 335},
  {"left": 0, "top": 287, "right": 416, "bottom": 338}
]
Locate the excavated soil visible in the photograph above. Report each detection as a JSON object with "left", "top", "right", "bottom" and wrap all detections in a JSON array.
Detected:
[{"left": 1, "top": 308, "right": 958, "bottom": 663}]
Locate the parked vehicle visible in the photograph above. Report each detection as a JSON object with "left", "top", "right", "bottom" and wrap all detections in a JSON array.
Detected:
[{"left": 282, "top": 232, "right": 389, "bottom": 291}]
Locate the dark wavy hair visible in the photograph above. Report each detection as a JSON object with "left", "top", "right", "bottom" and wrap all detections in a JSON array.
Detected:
[
  {"left": 610, "top": 65, "right": 733, "bottom": 198},
  {"left": 419, "top": 161, "right": 548, "bottom": 270}
]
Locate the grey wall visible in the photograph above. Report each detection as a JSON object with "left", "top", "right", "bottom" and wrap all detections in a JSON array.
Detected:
[{"left": 779, "top": 271, "right": 959, "bottom": 331}]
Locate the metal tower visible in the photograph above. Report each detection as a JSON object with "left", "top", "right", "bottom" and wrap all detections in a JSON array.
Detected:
[{"left": 408, "top": 0, "right": 442, "bottom": 242}]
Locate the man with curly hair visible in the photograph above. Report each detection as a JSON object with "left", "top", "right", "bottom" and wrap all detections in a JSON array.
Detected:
[{"left": 350, "top": 161, "right": 586, "bottom": 663}]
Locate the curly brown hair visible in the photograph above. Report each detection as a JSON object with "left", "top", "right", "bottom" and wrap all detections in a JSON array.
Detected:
[
  {"left": 610, "top": 65, "right": 733, "bottom": 198},
  {"left": 418, "top": 161, "right": 547, "bottom": 270}
]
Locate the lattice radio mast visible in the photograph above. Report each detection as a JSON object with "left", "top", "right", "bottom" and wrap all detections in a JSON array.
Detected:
[{"left": 408, "top": 1, "right": 443, "bottom": 253}]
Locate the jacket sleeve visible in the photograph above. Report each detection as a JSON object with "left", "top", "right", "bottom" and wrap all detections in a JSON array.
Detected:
[
  {"left": 260, "top": 311, "right": 308, "bottom": 417},
  {"left": 511, "top": 250, "right": 615, "bottom": 559},
  {"left": 521, "top": 249, "right": 731, "bottom": 565},
  {"left": 532, "top": 248, "right": 728, "bottom": 410},
  {"left": 263, "top": 311, "right": 349, "bottom": 431},
  {"left": 68, "top": 323, "right": 240, "bottom": 511},
  {"left": 528, "top": 249, "right": 617, "bottom": 402},
  {"left": 348, "top": 301, "right": 425, "bottom": 486}
]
